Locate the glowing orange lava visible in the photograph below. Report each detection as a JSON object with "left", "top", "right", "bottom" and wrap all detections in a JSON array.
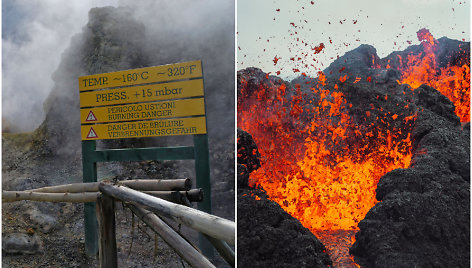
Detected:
[
  {"left": 238, "top": 74, "right": 413, "bottom": 232},
  {"left": 395, "top": 29, "right": 470, "bottom": 122},
  {"left": 239, "top": 22, "right": 468, "bottom": 267},
  {"left": 238, "top": 30, "right": 469, "bottom": 235}
]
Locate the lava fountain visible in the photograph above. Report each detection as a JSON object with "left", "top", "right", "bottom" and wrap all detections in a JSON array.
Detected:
[{"left": 238, "top": 29, "right": 469, "bottom": 267}]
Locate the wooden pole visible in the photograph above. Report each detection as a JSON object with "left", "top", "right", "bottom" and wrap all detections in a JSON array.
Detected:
[
  {"left": 184, "top": 188, "right": 204, "bottom": 202},
  {"left": 31, "top": 182, "right": 100, "bottom": 193},
  {"left": 128, "top": 205, "right": 215, "bottom": 268},
  {"left": 97, "top": 194, "right": 117, "bottom": 268},
  {"left": 142, "top": 191, "right": 186, "bottom": 204},
  {"left": 2, "top": 191, "right": 99, "bottom": 203},
  {"left": 120, "top": 179, "right": 192, "bottom": 191},
  {"left": 142, "top": 189, "right": 203, "bottom": 204},
  {"left": 99, "top": 183, "right": 235, "bottom": 245},
  {"left": 3, "top": 185, "right": 201, "bottom": 205},
  {"left": 26, "top": 179, "right": 191, "bottom": 193},
  {"left": 203, "top": 235, "right": 235, "bottom": 267}
]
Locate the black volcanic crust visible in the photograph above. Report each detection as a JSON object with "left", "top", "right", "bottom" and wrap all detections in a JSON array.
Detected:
[
  {"left": 237, "top": 128, "right": 261, "bottom": 175},
  {"left": 337, "top": 40, "right": 470, "bottom": 267},
  {"left": 237, "top": 188, "right": 332, "bottom": 268},
  {"left": 350, "top": 87, "right": 470, "bottom": 268}
]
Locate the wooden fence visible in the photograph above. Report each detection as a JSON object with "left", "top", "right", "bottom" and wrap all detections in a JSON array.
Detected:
[{"left": 3, "top": 179, "right": 235, "bottom": 268}]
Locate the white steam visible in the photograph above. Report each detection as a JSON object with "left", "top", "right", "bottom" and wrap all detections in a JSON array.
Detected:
[{"left": 2, "top": 0, "right": 118, "bottom": 132}]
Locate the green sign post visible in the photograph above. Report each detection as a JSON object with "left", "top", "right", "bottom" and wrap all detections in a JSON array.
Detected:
[{"left": 79, "top": 60, "right": 213, "bottom": 257}]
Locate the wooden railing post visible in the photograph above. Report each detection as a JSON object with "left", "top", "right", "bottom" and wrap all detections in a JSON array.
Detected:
[{"left": 97, "top": 194, "right": 117, "bottom": 268}]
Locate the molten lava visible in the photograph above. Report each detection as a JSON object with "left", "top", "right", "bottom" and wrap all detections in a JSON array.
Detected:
[
  {"left": 238, "top": 29, "right": 469, "bottom": 236},
  {"left": 393, "top": 29, "right": 470, "bottom": 122},
  {"left": 238, "top": 30, "right": 468, "bottom": 268},
  {"left": 238, "top": 74, "right": 413, "bottom": 232}
]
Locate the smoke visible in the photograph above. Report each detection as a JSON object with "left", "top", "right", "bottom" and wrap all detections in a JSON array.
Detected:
[
  {"left": 118, "top": 0, "right": 236, "bottom": 140},
  {"left": 2, "top": 0, "right": 118, "bottom": 132}
]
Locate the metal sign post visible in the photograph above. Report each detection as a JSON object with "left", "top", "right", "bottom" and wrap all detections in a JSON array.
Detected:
[{"left": 79, "top": 60, "right": 213, "bottom": 257}]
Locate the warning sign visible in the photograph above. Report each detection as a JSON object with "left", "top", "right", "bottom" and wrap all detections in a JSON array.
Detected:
[
  {"left": 85, "top": 111, "right": 97, "bottom": 122},
  {"left": 78, "top": 60, "right": 207, "bottom": 140},
  {"left": 81, "top": 117, "right": 206, "bottom": 140},
  {"left": 86, "top": 127, "right": 98, "bottom": 139},
  {"left": 78, "top": 60, "right": 202, "bottom": 91},
  {"left": 80, "top": 98, "right": 205, "bottom": 124},
  {"left": 79, "top": 79, "right": 204, "bottom": 108}
]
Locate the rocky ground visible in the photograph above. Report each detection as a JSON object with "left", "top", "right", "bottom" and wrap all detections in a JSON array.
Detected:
[{"left": 2, "top": 132, "right": 234, "bottom": 267}]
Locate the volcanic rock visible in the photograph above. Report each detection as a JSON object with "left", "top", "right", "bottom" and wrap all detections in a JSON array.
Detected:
[
  {"left": 2, "top": 233, "right": 43, "bottom": 254},
  {"left": 237, "top": 164, "right": 250, "bottom": 189},
  {"left": 237, "top": 128, "right": 261, "bottom": 175},
  {"left": 27, "top": 209, "right": 57, "bottom": 234},
  {"left": 237, "top": 189, "right": 332, "bottom": 268},
  {"left": 237, "top": 128, "right": 261, "bottom": 188},
  {"left": 238, "top": 67, "right": 290, "bottom": 104},
  {"left": 382, "top": 36, "right": 470, "bottom": 70},
  {"left": 414, "top": 84, "right": 461, "bottom": 126},
  {"left": 323, "top": 44, "right": 382, "bottom": 82},
  {"left": 350, "top": 82, "right": 470, "bottom": 267}
]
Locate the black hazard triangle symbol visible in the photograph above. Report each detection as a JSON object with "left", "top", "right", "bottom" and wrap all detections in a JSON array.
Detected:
[
  {"left": 85, "top": 110, "right": 97, "bottom": 122},
  {"left": 86, "top": 127, "right": 98, "bottom": 139}
]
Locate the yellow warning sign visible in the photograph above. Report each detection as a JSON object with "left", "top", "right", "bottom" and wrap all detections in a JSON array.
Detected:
[
  {"left": 79, "top": 79, "right": 204, "bottom": 108},
  {"left": 80, "top": 98, "right": 205, "bottom": 124},
  {"left": 78, "top": 60, "right": 202, "bottom": 91},
  {"left": 81, "top": 116, "right": 207, "bottom": 140}
]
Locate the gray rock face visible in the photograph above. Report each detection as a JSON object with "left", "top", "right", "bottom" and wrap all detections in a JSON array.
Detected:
[{"left": 2, "top": 233, "right": 43, "bottom": 254}]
